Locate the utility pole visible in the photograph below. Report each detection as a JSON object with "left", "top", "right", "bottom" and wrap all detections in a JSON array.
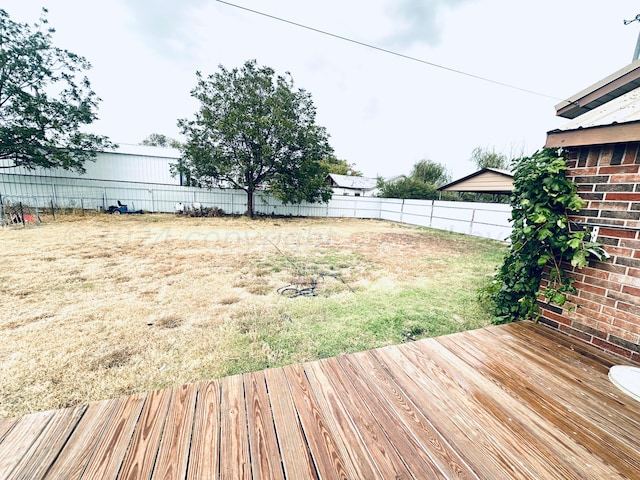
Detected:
[{"left": 624, "top": 14, "right": 640, "bottom": 61}]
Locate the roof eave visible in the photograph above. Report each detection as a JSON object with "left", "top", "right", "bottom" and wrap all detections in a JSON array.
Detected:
[
  {"left": 545, "top": 121, "right": 640, "bottom": 148},
  {"left": 555, "top": 60, "right": 640, "bottom": 119}
]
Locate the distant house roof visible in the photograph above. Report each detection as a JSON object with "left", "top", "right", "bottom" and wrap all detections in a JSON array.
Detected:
[
  {"left": 327, "top": 174, "right": 378, "bottom": 190},
  {"left": 546, "top": 86, "right": 640, "bottom": 148},
  {"left": 554, "top": 60, "right": 640, "bottom": 119},
  {"left": 438, "top": 168, "right": 513, "bottom": 194}
]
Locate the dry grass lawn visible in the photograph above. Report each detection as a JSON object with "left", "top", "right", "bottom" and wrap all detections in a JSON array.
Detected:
[{"left": 0, "top": 214, "right": 505, "bottom": 417}]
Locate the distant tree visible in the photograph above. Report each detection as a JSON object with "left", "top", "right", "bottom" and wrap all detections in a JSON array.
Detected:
[
  {"left": 321, "top": 154, "right": 362, "bottom": 176},
  {"left": 470, "top": 147, "right": 510, "bottom": 170},
  {"left": 177, "top": 60, "right": 333, "bottom": 217},
  {"left": 377, "top": 176, "right": 439, "bottom": 200},
  {"left": 140, "top": 133, "right": 181, "bottom": 149},
  {"left": 411, "top": 159, "right": 451, "bottom": 186},
  {"left": 0, "top": 8, "right": 114, "bottom": 172},
  {"left": 377, "top": 158, "right": 450, "bottom": 199}
]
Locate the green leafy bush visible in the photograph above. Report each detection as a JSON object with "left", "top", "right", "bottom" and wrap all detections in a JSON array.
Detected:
[{"left": 480, "top": 148, "right": 608, "bottom": 324}]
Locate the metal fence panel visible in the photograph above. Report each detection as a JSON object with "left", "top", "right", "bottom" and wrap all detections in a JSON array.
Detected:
[{"left": 1, "top": 173, "right": 513, "bottom": 240}]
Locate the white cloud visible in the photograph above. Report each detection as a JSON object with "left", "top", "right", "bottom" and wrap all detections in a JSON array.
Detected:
[{"left": 385, "top": 0, "right": 477, "bottom": 47}]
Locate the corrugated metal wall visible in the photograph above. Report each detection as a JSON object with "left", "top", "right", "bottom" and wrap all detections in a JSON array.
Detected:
[{"left": 0, "top": 145, "right": 181, "bottom": 186}]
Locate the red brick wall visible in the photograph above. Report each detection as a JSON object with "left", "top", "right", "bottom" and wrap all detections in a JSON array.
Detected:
[{"left": 538, "top": 143, "right": 640, "bottom": 362}]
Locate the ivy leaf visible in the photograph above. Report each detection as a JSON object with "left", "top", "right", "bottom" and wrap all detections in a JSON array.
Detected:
[
  {"left": 552, "top": 293, "right": 567, "bottom": 305},
  {"left": 538, "top": 229, "right": 552, "bottom": 241},
  {"left": 532, "top": 213, "right": 547, "bottom": 223},
  {"left": 567, "top": 238, "right": 582, "bottom": 250},
  {"left": 570, "top": 251, "right": 588, "bottom": 268}
]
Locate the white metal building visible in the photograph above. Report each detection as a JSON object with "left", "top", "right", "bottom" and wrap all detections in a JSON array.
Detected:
[{"left": 0, "top": 144, "right": 181, "bottom": 185}]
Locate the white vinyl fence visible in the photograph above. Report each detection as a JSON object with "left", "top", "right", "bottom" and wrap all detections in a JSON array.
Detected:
[{"left": 0, "top": 172, "right": 512, "bottom": 241}]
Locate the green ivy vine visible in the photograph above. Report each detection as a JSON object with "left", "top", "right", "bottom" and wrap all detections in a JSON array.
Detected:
[{"left": 481, "top": 148, "right": 608, "bottom": 324}]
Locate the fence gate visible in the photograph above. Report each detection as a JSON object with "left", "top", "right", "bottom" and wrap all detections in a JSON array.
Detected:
[{"left": 0, "top": 196, "right": 42, "bottom": 227}]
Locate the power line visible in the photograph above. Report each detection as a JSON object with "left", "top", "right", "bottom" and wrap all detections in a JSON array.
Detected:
[{"left": 216, "top": 0, "right": 562, "bottom": 101}]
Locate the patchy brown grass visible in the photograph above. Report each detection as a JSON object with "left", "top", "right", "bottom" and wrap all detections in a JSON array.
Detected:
[{"left": 0, "top": 214, "right": 505, "bottom": 417}]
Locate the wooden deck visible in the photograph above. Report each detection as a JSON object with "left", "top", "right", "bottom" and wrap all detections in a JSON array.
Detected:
[{"left": 1, "top": 321, "right": 639, "bottom": 479}]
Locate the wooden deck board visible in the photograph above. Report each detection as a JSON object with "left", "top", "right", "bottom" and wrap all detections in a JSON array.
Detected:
[
  {"left": 448, "top": 328, "right": 640, "bottom": 477},
  {"left": 429, "top": 336, "right": 629, "bottom": 479},
  {"left": 338, "top": 351, "right": 474, "bottom": 479},
  {"left": 0, "top": 417, "right": 19, "bottom": 443},
  {"left": 304, "top": 359, "right": 382, "bottom": 479},
  {"left": 6, "top": 405, "right": 85, "bottom": 480},
  {"left": 244, "top": 371, "right": 285, "bottom": 480},
  {"left": 309, "top": 357, "right": 414, "bottom": 479},
  {"left": 81, "top": 393, "right": 146, "bottom": 480},
  {"left": 152, "top": 383, "right": 198, "bottom": 480},
  {"left": 118, "top": 388, "right": 172, "bottom": 480},
  {"left": 0, "top": 410, "right": 55, "bottom": 479},
  {"left": 185, "top": 381, "right": 221, "bottom": 480},
  {"left": 283, "top": 363, "right": 353, "bottom": 479},
  {"left": 1, "top": 322, "right": 639, "bottom": 480},
  {"left": 373, "top": 341, "right": 544, "bottom": 480},
  {"left": 263, "top": 367, "right": 317, "bottom": 479},
  {"left": 43, "top": 398, "right": 124, "bottom": 480},
  {"left": 473, "top": 327, "right": 640, "bottom": 434},
  {"left": 219, "top": 374, "right": 250, "bottom": 480}
]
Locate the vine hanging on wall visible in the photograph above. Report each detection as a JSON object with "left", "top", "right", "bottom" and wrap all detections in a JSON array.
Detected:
[{"left": 481, "top": 148, "right": 608, "bottom": 324}]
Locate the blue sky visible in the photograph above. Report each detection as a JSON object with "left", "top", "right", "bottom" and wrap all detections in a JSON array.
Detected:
[{"left": 4, "top": 0, "right": 639, "bottom": 179}]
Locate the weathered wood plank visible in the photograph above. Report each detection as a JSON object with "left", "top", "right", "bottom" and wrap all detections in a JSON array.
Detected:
[
  {"left": 0, "top": 410, "right": 55, "bottom": 479},
  {"left": 219, "top": 374, "right": 250, "bottom": 480},
  {"left": 302, "top": 359, "right": 380, "bottom": 479},
  {"left": 491, "top": 323, "right": 640, "bottom": 412},
  {"left": 0, "top": 417, "right": 19, "bottom": 444},
  {"left": 283, "top": 363, "right": 353, "bottom": 479},
  {"left": 515, "top": 321, "right": 636, "bottom": 370},
  {"left": 7, "top": 405, "right": 86, "bottom": 480},
  {"left": 338, "top": 351, "right": 477, "bottom": 480},
  {"left": 374, "top": 341, "right": 545, "bottom": 479},
  {"left": 81, "top": 393, "right": 146, "bottom": 480},
  {"left": 307, "top": 358, "right": 411, "bottom": 479},
  {"left": 186, "top": 381, "right": 221, "bottom": 480},
  {"left": 481, "top": 325, "right": 640, "bottom": 426},
  {"left": 152, "top": 383, "right": 198, "bottom": 480},
  {"left": 427, "top": 335, "right": 628, "bottom": 480},
  {"left": 43, "top": 398, "right": 123, "bottom": 480},
  {"left": 473, "top": 325, "right": 640, "bottom": 470},
  {"left": 444, "top": 328, "right": 640, "bottom": 477},
  {"left": 118, "top": 388, "right": 173, "bottom": 480},
  {"left": 263, "top": 367, "right": 317, "bottom": 480},
  {"left": 244, "top": 371, "right": 285, "bottom": 480}
]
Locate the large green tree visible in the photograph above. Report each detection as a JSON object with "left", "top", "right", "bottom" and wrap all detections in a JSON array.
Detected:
[
  {"left": 177, "top": 60, "right": 333, "bottom": 217},
  {"left": 0, "top": 8, "right": 114, "bottom": 172}
]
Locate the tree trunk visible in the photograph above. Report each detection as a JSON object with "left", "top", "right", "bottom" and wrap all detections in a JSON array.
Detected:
[{"left": 246, "top": 189, "right": 254, "bottom": 218}]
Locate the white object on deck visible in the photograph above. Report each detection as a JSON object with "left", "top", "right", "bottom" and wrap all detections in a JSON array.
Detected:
[{"left": 609, "top": 365, "right": 640, "bottom": 402}]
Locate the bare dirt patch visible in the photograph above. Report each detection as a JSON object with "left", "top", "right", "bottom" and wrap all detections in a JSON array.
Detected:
[{"left": 0, "top": 214, "right": 504, "bottom": 417}]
